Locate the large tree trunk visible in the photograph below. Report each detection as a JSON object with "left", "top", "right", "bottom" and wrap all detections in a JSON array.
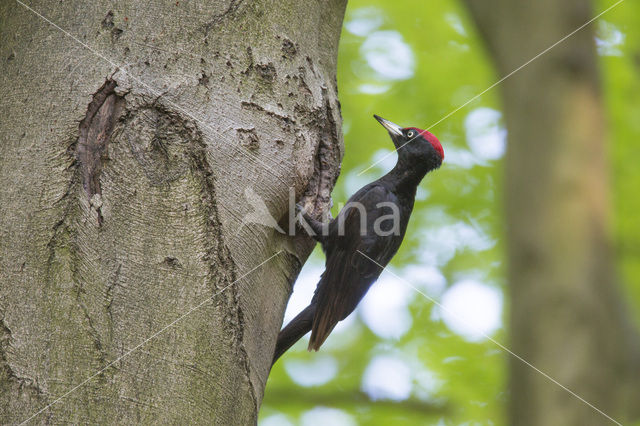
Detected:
[
  {"left": 0, "top": 0, "right": 345, "bottom": 423},
  {"left": 464, "top": 1, "right": 639, "bottom": 425}
]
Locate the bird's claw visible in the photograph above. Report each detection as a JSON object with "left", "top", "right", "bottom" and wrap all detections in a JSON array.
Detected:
[{"left": 295, "top": 203, "right": 312, "bottom": 224}]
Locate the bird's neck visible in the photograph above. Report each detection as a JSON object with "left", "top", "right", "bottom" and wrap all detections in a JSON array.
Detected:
[{"left": 384, "top": 159, "right": 429, "bottom": 193}]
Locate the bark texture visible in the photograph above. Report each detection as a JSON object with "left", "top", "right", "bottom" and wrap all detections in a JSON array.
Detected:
[
  {"left": 464, "top": 1, "right": 639, "bottom": 425},
  {"left": 0, "top": 0, "right": 346, "bottom": 423}
]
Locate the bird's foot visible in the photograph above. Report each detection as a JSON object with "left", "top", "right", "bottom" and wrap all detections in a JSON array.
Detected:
[{"left": 295, "top": 202, "right": 327, "bottom": 242}]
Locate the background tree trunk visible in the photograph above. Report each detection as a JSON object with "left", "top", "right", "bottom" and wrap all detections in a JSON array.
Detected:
[
  {"left": 0, "top": 0, "right": 345, "bottom": 423},
  {"left": 464, "top": 0, "right": 639, "bottom": 424}
]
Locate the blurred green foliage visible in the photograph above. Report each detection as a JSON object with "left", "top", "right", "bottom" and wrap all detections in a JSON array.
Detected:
[{"left": 261, "top": 0, "right": 640, "bottom": 424}]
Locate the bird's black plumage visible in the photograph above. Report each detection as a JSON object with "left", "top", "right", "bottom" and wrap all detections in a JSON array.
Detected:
[{"left": 272, "top": 115, "right": 444, "bottom": 365}]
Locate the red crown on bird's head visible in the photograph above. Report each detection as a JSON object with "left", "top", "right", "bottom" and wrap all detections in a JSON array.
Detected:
[{"left": 406, "top": 127, "right": 444, "bottom": 160}]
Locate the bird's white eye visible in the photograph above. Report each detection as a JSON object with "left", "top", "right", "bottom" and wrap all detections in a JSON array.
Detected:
[{"left": 406, "top": 130, "right": 415, "bottom": 138}]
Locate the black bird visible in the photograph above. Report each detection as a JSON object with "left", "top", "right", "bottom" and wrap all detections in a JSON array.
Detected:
[{"left": 272, "top": 115, "right": 444, "bottom": 365}]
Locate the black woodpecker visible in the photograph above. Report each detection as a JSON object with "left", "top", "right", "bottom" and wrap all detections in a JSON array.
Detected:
[{"left": 272, "top": 115, "right": 444, "bottom": 365}]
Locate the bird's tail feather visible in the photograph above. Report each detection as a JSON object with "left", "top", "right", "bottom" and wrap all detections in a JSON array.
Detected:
[
  {"left": 308, "top": 313, "right": 337, "bottom": 352},
  {"left": 272, "top": 304, "right": 316, "bottom": 366}
]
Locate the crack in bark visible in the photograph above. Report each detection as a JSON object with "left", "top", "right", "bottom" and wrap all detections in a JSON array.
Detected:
[
  {"left": 203, "top": 0, "right": 244, "bottom": 36},
  {"left": 77, "top": 79, "right": 125, "bottom": 226},
  {"left": 240, "top": 101, "right": 295, "bottom": 126},
  {"left": 295, "top": 66, "right": 313, "bottom": 98},
  {"left": 298, "top": 95, "right": 342, "bottom": 216},
  {"left": 231, "top": 292, "right": 259, "bottom": 415}
]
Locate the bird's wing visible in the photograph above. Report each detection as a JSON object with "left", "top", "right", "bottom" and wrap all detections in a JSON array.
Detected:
[{"left": 309, "top": 184, "right": 400, "bottom": 350}]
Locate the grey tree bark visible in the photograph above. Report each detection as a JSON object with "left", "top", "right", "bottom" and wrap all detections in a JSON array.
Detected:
[
  {"left": 0, "top": 0, "right": 345, "bottom": 423},
  {"left": 464, "top": 0, "right": 640, "bottom": 425}
]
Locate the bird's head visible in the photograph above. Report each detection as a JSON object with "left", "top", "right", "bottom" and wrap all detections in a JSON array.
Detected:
[{"left": 374, "top": 115, "right": 444, "bottom": 170}]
